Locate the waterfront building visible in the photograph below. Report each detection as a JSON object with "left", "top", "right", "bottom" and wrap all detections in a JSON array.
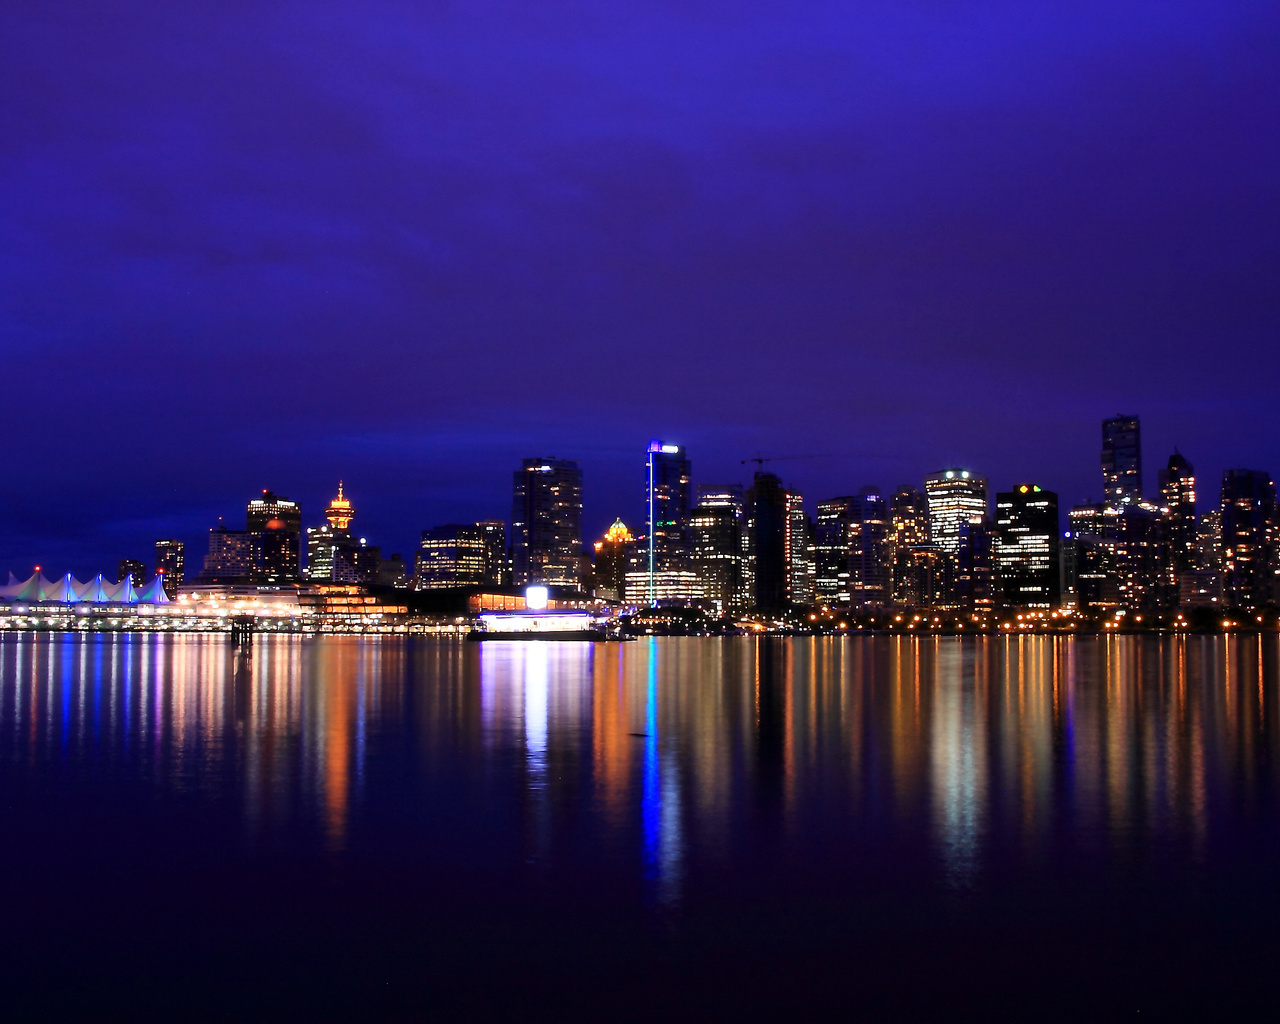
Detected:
[
  {"left": 247, "top": 490, "right": 301, "bottom": 582},
  {"left": 994, "top": 485, "right": 1060, "bottom": 609},
  {"left": 744, "top": 472, "right": 789, "bottom": 611},
  {"left": 197, "top": 526, "right": 259, "bottom": 583},
  {"left": 154, "top": 539, "right": 184, "bottom": 599},
  {"left": 306, "top": 483, "right": 380, "bottom": 585},
  {"left": 1220, "top": 469, "right": 1277, "bottom": 609},
  {"left": 644, "top": 441, "right": 692, "bottom": 603},
  {"left": 511, "top": 458, "right": 583, "bottom": 589},
  {"left": 1159, "top": 452, "right": 1197, "bottom": 575},
  {"left": 415, "top": 524, "right": 487, "bottom": 589},
  {"left": 476, "top": 519, "right": 509, "bottom": 586},
  {"left": 622, "top": 569, "right": 704, "bottom": 605},
  {"left": 924, "top": 469, "right": 988, "bottom": 570},
  {"left": 1102, "top": 414, "right": 1143, "bottom": 505},
  {"left": 592, "top": 519, "right": 632, "bottom": 602},
  {"left": 690, "top": 503, "right": 741, "bottom": 612}
]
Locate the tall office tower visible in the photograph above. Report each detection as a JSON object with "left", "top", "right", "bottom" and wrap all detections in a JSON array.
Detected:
[
  {"left": 1220, "top": 469, "right": 1277, "bottom": 609},
  {"left": 154, "top": 539, "right": 184, "bottom": 598},
  {"left": 955, "top": 516, "right": 995, "bottom": 610},
  {"left": 1065, "top": 503, "right": 1108, "bottom": 609},
  {"left": 306, "top": 483, "right": 380, "bottom": 584},
  {"left": 475, "top": 520, "right": 510, "bottom": 586},
  {"left": 414, "top": 524, "right": 487, "bottom": 589},
  {"left": 1158, "top": 451, "right": 1197, "bottom": 575},
  {"left": 814, "top": 497, "right": 856, "bottom": 605},
  {"left": 1102, "top": 415, "right": 1143, "bottom": 505},
  {"left": 691, "top": 503, "right": 742, "bottom": 612},
  {"left": 784, "top": 491, "right": 815, "bottom": 606},
  {"left": 924, "top": 469, "right": 988, "bottom": 563},
  {"left": 994, "top": 485, "right": 1060, "bottom": 609},
  {"left": 591, "top": 519, "right": 633, "bottom": 602},
  {"left": 847, "top": 487, "right": 891, "bottom": 610},
  {"left": 744, "top": 472, "right": 789, "bottom": 610},
  {"left": 644, "top": 440, "right": 692, "bottom": 603},
  {"left": 117, "top": 558, "right": 146, "bottom": 585},
  {"left": 247, "top": 490, "right": 302, "bottom": 582},
  {"left": 197, "top": 526, "right": 260, "bottom": 582},
  {"left": 511, "top": 458, "right": 583, "bottom": 588},
  {"left": 889, "top": 485, "right": 932, "bottom": 607}
]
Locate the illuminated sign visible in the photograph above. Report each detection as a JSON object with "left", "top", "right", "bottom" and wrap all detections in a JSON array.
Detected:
[{"left": 526, "top": 585, "right": 549, "bottom": 610}]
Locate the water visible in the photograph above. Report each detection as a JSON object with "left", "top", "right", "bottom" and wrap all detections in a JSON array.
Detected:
[{"left": 1, "top": 633, "right": 1278, "bottom": 1019}]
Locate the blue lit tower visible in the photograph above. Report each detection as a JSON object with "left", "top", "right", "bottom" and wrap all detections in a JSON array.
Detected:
[{"left": 645, "top": 440, "right": 692, "bottom": 604}]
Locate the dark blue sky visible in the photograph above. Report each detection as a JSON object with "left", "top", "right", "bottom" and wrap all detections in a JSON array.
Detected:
[{"left": 3, "top": 1, "right": 1278, "bottom": 576}]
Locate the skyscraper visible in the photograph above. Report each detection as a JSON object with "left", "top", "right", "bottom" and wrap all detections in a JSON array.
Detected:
[
  {"left": 1102, "top": 415, "right": 1143, "bottom": 505},
  {"left": 923, "top": 469, "right": 988, "bottom": 562},
  {"left": 592, "top": 519, "right": 633, "bottom": 602},
  {"left": 414, "top": 524, "right": 486, "bottom": 589},
  {"left": 814, "top": 497, "right": 855, "bottom": 605},
  {"left": 154, "top": 539, "right": 184, "bottom": 598},
  {"left": 511, "top": 458, "right": 583, "bottom": 588},
  {"left": 117, "top": 558, "right": 146, "bottom": 586},
  {"left": 476, "top": 519, "right": 510, "bottom": 586},
  {"left": 784, "top": 490, "right": 815, "bottom": 606},
  {"left": 1220, "top": 469, "right": 1276, "bottom": 610},
  {"left": 197, "top": 526, "right": 260, "bottom": 583},
  {"left": 744, "top": 472, "right": 788, "bottom": 611},
  {"left": 690, "top": 504, "right": 741, "bottom": 612},
  {"left": 247, "top": 490, "right": 302, "bottom": 582},
  {"left": 889, "top": 485, "right": 933, "bottom": 607},
  {"left": 994, "top": 485, "right": 1060, "bottom": 609},
  {"left": 645, "top": 441, "right": 692, "bottom": 603},
  {"left": 1158, "top": 451, "right": 1197, "bottom": 574}
]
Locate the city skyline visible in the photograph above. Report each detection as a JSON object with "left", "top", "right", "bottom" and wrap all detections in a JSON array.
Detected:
[{"left": 3, "top": 3, "right": 1279, "bottom": 577}]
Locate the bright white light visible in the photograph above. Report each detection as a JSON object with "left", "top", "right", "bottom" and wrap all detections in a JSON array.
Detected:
[
  {"left": 526, "top": 585, "right": 549, "bottom": 610},
  {"left": 660, "top": 445, "right": 680, "bottom": 454}
]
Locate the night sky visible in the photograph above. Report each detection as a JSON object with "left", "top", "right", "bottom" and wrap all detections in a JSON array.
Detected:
[{"left": 3, "top": 1, "right": 1278, "bottom": 576}]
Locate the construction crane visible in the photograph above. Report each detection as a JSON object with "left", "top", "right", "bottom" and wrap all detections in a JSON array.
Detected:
[{"left": 741, "top": 454, "right": 827, "bottom": 469}]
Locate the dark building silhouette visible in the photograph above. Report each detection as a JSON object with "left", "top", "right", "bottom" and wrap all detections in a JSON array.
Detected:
[
  {"left": 117, "top": 558, "right": 146, "bottom": 586},
  {"left": 591, "top": 519, "right": 632, "bottom": 602},
  {"left": 1102, "top": 414, "right": 1143, "bottom": 505},
  {"left": 476, "top": 519, "right": 509, "bottom": 586},
  {"left": 745, "top": 472, "right": 789, "bottom": 611},
  {"left": 994, "top": 485, "right": 1060, "bottom": 609},
  {"left": 511, "top": 458, "right": 583, "bottom": 588},
  {"left": 955, "top": 515, "right": 994, "bottom": 611}
]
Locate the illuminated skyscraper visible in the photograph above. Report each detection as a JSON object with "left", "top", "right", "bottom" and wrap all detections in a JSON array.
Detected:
[
  {"left": 154, "top": 539, "right": 184, "bottom": 598},
  {"left": 1102, "top": 415, "right": 1143, "bottom": 505},
  {"left": 476, "top": 520, "right": 510, "bottom": 586},
  {"left": 923, "top": 469, "right": 988, "bottom": 562},
  {"left": 1158, "top": 451, "right": 1197, "bottom": 574},
  {"left": 994, "top": 485, "right": 1060, "bottom": 609},
  {"left": 889, "top": 485, "right": 932, "bottom": 607},
  {"left": 247, "top": 490, "right": 302, "bottom": 582},
  {"left": 814, "top": 497, "right": 855, "bottom": 605},
  {"left": 690, "top": 504, "right": 741, "bottom": 611},
  {"left": 784, "top": 490, "right": 815, "bottom": 606},
  {"left": 1220, "top": 469, "right": 1277, "bottom": 610},
  {"left": 197, "top": 526, "right": 260, "bottom": 583},
  {"left": 815, "top": 489, "right": 890, "bottom": 609},
  {"left": 415, "top": 524, "right": 486, "bottom": 589},
  {"left": 511, "top": 458, "right": 583, "bottom": 588},
  {"left": 644, "top": 440, "right": 692, "bottom": 603},
  {"left": 117, "top": 558, "right": 146, "bottom": 586}
]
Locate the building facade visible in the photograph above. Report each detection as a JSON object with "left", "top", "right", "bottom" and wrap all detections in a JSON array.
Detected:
[
  {"left": 1102, "top": 414, "right": 1143, "bottom": 505},
  {"left": 154, "top": 539, "right": 184, "bottom": 598},
  {"left": 645, "top": 441, "right": 692, "bottom": 603},
  {"left": 511, "top": 458, "right": 584, "bottom": 589},
  {"left": 415, "top": 524, "right": 487, "bottom": 589},
  {"left": 994, "top": 485, "right": 1060, "bottom": 609}
]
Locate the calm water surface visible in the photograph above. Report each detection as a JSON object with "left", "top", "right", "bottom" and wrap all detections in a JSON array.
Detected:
[{"left": 1, "top": 634, "right": 1278, "bottom": 1019}]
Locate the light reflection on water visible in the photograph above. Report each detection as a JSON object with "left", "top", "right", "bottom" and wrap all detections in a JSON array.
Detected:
[{"left": 0, "top": 633, "right": 1277, "bottom": 902}]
